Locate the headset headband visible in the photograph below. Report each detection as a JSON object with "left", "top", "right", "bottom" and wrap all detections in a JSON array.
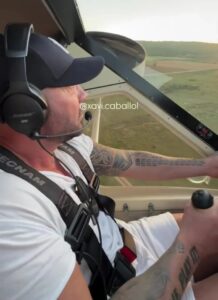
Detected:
[
  {"left": 4, "top": 23, "right": 33, "bottom": 88},
  {"left": 0, "top": 23, "right": 48, "bottom": 136}
]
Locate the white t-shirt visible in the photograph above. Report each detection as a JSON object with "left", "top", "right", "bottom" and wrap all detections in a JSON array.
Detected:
[{"left": 0, "top": 134, "right": 123, "bottom": 300}]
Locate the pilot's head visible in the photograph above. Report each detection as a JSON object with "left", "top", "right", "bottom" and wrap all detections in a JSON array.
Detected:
[{"left": 0, "top": 23, "right": 104, "bottom": 138}]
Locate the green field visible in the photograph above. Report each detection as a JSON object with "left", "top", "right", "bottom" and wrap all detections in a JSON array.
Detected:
[
  {"left": 160, "top": 70, "right": 218, "bottom": 132},
  {"left": 85, "top": 41, "right": 218, "bottom": 189},
  {"left": 139, "top": 41, "right": 218, "bottom": 133},
  {"left": 140, "top": 41, "right": 218, "bottom": 63}
]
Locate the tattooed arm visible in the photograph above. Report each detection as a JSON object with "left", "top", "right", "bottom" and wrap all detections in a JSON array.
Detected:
[
  {"left": 111, "top": 198, "right": 218, "bottom": 300},
  {"left": 111, "top": 233, "right": 199, "bottom": 300},
  {"left": 90, "top": 142, "right": 217, "bottom": 180}
]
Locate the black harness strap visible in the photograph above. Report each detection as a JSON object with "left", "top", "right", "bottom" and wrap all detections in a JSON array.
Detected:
[
  {"left": 0, "top": 146, "right": 135, "bottom": 299},
  {"left": 58, "top": 142, "right": 100, "bottom": 191},
  {"left": 0, "top": 146, "right": 109, "bottom": 298},
  {"left": 57, "top": 143, "right": 136, "bottom": 295},
  {"left": 58, "top": 142, "right": 116, "bottom": 217},
  {"left": 0, "top": 146, "right": 77, "bottom": 228}
]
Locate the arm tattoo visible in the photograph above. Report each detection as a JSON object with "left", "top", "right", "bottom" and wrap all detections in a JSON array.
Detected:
[
  {"left": 171, "top": 288, "right": 181, "bottom": 300},
  {"left": 111, "top": 239, "right": 199, "bottom": 300},
  {"left": 176, "top": 246, "right": 199, "bottom": 298},
  {"left": 189, "top": 246, "right": 200, "bottom": 264},
  {"left": 90, "top": 144, "right": 204, "bottom": 176},
  {"left": 133, "top": 152, "right": 204, "bottom": 167},
  {"left": 169, "top": 244, "right": 199, "bottom": 300},
  {"left": 179, "top": 256, "right": 192, "bottom": 289},
  {"left": 90, "top": 144, "right": 132, "bottom": 175}
]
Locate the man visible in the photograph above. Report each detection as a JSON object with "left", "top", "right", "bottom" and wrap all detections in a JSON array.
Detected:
[{"left": 0, "top": 25, "right": 218, "bottom": 300}]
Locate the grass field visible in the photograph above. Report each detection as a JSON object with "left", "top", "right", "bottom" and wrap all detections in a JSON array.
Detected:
[
  {"left": 148, "top": 60, "right": 218, "bottom": 73},
  {"left": 140, "top": 41, "right": 218, "bottom": 63},
  {"left": 85, "top": 41, "right": 218, "bottom": 189},
  {"left": 161, "top": 70, "right": 218, "bottom": 132},
  {"left": 142, "top": 41, "right": 218, "bottom": 133}
]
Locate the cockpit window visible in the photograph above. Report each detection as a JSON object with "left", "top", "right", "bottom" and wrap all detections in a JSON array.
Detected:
[
  {"left": 85, "top": 94, "right": 218, "bottom": 189},
  {"left": 76, "top": 0, "right": 218, "bottom": 133},
  {"left": 76, "top": 0, "right": 218, "bottom": 43}
]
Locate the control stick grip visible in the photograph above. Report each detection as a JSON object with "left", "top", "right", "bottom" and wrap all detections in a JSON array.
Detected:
[{"left": 191, "top": 190, "right": 214, "bottom": 209}]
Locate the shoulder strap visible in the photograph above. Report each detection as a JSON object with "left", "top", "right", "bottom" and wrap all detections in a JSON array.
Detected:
[
  {"left": 58, "top": 142, "right": 100, "bottom": 191},
  {"left": 58, "top": 142, "right": 116, "bottom": 218},
  {"left": 0, "top": 146, "right": 131, "bottom": 299},
  {"left": 0, "top": 146, "right": 78, "bottom": 227}
]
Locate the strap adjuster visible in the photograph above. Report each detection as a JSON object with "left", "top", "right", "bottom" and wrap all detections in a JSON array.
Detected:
[
  {"left": 90, "top": 174, "right": 100, "bottom": 191},
  {"left": 65, "top": 203, "right": 91, "bottom": 251}
]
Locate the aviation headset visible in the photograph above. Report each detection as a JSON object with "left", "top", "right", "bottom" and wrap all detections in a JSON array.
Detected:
[{"left": 0, "top": 23, "right": 47, "bottom": 137}]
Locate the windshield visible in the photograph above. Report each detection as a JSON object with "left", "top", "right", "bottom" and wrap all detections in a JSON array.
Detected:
[
  {"left": 76, "top": 0, "right": 218, "bottom": 43},
  {"left": 77, "top": 0, "right": 218, "bottom": 134}
]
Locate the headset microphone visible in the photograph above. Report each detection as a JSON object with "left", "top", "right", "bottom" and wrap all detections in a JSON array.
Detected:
[
  {"left": 83, "top": 111, "right": 92, "bottom": 122},
  {"left": 32, "top": 111, "right": 92, "bottom": 140}
]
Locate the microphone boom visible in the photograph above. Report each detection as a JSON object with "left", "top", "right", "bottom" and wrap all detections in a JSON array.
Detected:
[{"left": 32, "top": 111, "right": 92, "bottom": 140}]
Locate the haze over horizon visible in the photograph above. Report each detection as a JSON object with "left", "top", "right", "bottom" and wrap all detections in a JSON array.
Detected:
[{"left": 77, "top": 0, "right": 218, "bottom": 43}]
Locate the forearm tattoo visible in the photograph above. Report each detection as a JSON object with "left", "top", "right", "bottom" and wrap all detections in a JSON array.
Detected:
[
  {"left": 171, "top": 288, "right": 181, "bottom": 300},
  {"left": 90, "top": 144, "right": 204, "bottom": 176},
  {"left": 134, "top": 152, "right": 204, "bottom": 167},
  {"left": 90, "top": 144, "right": 132, "bottom": 175},
  {"left": 111, "top": 239, "right": 199, "bottom": 300},
  {"left": 171, "top": 246, "right": 199, "bottom": 300}
]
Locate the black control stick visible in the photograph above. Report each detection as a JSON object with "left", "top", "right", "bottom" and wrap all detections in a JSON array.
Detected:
[{"left": 191, "top": 190, "right": 214, "bottom": 209}]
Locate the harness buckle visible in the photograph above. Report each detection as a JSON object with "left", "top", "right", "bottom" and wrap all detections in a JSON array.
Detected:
[
  {"left": 65, "top": 203, "right": 91, "bottom": 251},
  {"left": 108, "top": 252, "right": 136, "bottom": 296}
]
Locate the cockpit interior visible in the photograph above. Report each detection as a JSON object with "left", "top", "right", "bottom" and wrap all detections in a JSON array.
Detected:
[{"left": 1, "top": 0, "right": 218, "bottom": 223}]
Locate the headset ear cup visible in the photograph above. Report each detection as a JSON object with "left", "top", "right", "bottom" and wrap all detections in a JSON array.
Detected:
[
  {"left": 2, "top": 91, "right": 47, "bottom": 136},
  {"left": 1, "top": 24, "right": 49, "bottom": 137}
]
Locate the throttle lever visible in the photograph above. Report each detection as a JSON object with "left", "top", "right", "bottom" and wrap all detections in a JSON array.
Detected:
[{"left": 191, "top": 190, "right": 214, "bottom": 209}]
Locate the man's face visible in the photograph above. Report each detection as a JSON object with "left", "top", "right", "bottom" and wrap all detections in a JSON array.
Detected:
[{"left": 41, "top": 85, "right": 88, "bottom": 140}]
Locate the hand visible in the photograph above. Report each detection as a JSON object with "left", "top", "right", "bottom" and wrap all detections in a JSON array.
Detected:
[
  {"left": 180, "top": 198, "right": 218, "bottom": 259},
  {"left": 204, "top": 152, "right": 218, "bottom": 177}
]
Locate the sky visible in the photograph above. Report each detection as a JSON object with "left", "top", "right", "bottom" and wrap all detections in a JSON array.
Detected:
[{"left": 76, "top": 0, "right": 218, "bottom": 43}]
